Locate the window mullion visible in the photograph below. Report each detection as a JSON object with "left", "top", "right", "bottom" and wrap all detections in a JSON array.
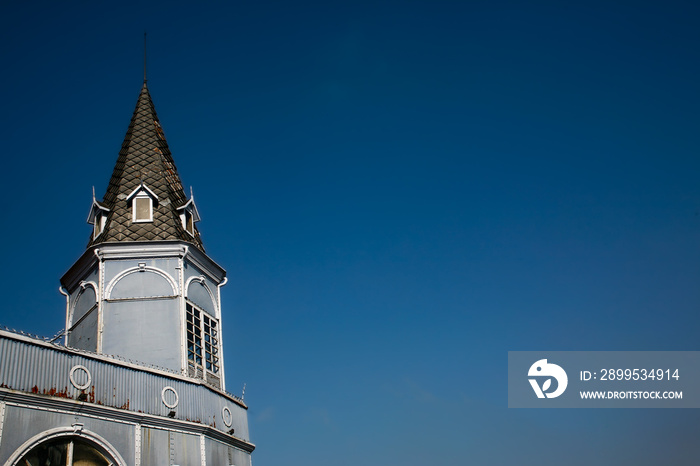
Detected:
[
  {"left": 66, "top": 440, "right": 74, "bottom": 466},
  {"left": 201, "top": 322, "right": 207, "bottom": 383}
]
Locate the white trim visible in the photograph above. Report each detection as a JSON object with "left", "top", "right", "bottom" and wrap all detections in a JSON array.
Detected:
[
  {"left": 97, "top": 249, "right": 105, "bottom": 353},
  {"left": 200, "top": 434, "right": 207, "bottom": 466},
  {"left": 126, "top": 183, "right": 159, "bottom": 202},
  {"left": 181, "top": 246, "right": 226, "bottom": 284},
  {"left": 217, "top": 277, "right": 228, "bottom": 391},
  {"left": 185, "top": 276, "right": 219, "bottom": 316},
  {"left": 91, "top": 208, "right": 108, "bottom": 238},
  {"left": 61, "top": 242, "right": 226, "bottom": 299},
  {"left": 60, "top": 286, "right": 71, "bottom": 346},
  {"left": 4, "top": 426, "right": 127, "bottom": 466},
  {"left": 87, "top": 199, "right": 110, "bottom": 225},
  {"left": 180, "top": 209, "right": 195, "bottom": 236},
  {"left": 98, "top": 244, "right": 188, "bottom": 260},
  {"left": 0, "top": 401, "right": 5, "bottom": 445},
  {"left": 105, "top": 266, "right": 178, "bottom": 300},
  {"left": 93, "top": 243, "right": 224, "bottom": 281},
  {"left": 68, "top": 281, "right": 98, "bottom": 331},
  {"left": 177, "top": 197, "right": 201, "bottom": 235},
  {"left": 135, "top": 423, "right": 142, "bottom": 466},
  {"left": 179, "top": 253, "right": 188, "bottom": 375}
]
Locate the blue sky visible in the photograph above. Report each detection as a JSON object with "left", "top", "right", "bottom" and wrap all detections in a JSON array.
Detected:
[{"left": 2, "top": 1, "right": 700, "bottom": 464}]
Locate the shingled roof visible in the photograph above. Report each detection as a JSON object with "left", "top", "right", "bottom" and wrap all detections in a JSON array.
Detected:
[{"left": 88, "top": 82, "right": 204, "bottom": 250}]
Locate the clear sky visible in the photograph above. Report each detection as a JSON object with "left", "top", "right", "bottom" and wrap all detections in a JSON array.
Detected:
[{"left": 1, "top": 1, "right": 700, "bottom": 464}]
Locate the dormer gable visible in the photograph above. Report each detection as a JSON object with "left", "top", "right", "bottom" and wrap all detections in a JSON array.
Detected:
[
  {"left": 177, "top": 189, "right": 201, "bottom": 236},
  {"left": 126, "top": 183, "right": 158, "bottom": 223},
  {"left": 87, "top": 188, "right": 110, "bottom": 239}
]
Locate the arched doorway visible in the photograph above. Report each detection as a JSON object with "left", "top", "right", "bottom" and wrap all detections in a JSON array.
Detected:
[{"left": 7, "top": 428, "right": 125, "bottom": 466}]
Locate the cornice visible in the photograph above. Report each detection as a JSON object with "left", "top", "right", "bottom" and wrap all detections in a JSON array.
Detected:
[
  {"left": 61, "top": 241, "right": 226, "bottom": 291},
  {"left": 0, "top": 389, "right": 255, "bottom": 453},
  {"left": 60, "top": 248, "right": 99, "bottom": 291}
]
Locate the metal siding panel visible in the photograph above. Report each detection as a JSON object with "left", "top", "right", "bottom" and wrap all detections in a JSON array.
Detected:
[
  {"left": 0, "top": 398, "right": 136, "bottom": 465},
  {"left": 102, "top": 299, "right": 181, "bottom": 372},
  {"left": 140, "top": 427, "right": 170, "bottom": 466},
  {"left": 0, "top": 333, "right": 249, "bottom": 441},
  {"left": 68, "top": 307, "right": 99, "bottom": 351}
]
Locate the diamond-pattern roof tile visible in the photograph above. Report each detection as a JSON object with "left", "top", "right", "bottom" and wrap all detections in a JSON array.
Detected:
[{"left": 88, "top": 82, "right": 204, "bottom": 250}]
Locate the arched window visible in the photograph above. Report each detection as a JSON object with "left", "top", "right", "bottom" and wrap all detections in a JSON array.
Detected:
[
  {"left": 185, "top": 279, "right": 220, "bottom": 387},
  {"left": 106, "top": 266, "right": 177, "bottom": 300},
  {"left": 68, "top": 284, "right": 99, "bottom": 351},
  {"left": 15, "top": 436, "right": 117, "bottom": 466}
]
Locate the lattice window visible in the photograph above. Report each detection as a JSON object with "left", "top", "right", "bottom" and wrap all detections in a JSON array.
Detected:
[
  {"left": 186, "top": 302, "right": 219, "bottom": 374},
  {"left": 186, "top": 302, "right": 202, "bottom": 366},
  {"left": 203, "top": 312, "right": 219, "bottom": 373}
]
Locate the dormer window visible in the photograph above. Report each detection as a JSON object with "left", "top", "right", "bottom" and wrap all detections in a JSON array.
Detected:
[
  {"left": 126, "top": 183, "right": 158, "bottom": 223},
  {"left": 87, "top": 194, "right": 110, "bottom": 240},
  {"left": 177, "top": 190, "right": 201, "bottom": 236},
  {"left": 94, "top": 212, "right": 104, "bottom": 237},
  {"left": 134, "top": 195, "right": 152, "bottom": 222},
  {"left": 185, "top": 209, "right": 194, "bottom": 234}
]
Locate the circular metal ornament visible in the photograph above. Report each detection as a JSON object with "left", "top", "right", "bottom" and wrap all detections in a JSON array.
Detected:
[
  {"left": 69, "top": 365, "right": 92, "bottom": 390},
  {"left": 161, "top": 386, "right": 179, "bottom": 409},
  {"left": 222, "top": 406, "right": 233, "bottom": 427}
]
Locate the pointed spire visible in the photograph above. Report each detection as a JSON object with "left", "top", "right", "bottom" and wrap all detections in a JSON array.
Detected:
[{"left": 88, "top": 83, "right": 204, "bottom": 250}]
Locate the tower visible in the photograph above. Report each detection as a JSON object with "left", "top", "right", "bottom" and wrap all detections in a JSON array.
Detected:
[
  {"left": 61, "top": 81, "right": 226, "bottom": 389},
  {"left": 0, "top": 77, "right": 254, "bottom": 465}
]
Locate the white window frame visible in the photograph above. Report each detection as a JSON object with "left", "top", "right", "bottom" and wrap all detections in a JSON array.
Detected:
[
  {"left": 126, "top": 184, "right": 158, "bottom": 224},
  {"left": 132, "top": 194, "right": 153, "bottom": 223},
  {"left": 185, "top": 300, "right": 220, "bottom": 376},
  {"left": 93, "top": 212, "right": 102, "bottom": 238},
  {"left": 9, "top": 432, "right": 121, "bottom": 466},
  {"left": 185, "top": 209, "right": 194, "bottom": 235},
  {"left": 87, "top": 199, "right": 109, "bottom": 239},
  {"left": 177, "top": 197, "right": 200, "bottom": 236},
  {"left": 93, "top": 212, "right": 107, "bottom": 238}
]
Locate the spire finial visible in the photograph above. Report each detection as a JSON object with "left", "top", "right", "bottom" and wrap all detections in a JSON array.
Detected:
[{"left": 143, "top": 31, "right": 148, "bottom": 83}]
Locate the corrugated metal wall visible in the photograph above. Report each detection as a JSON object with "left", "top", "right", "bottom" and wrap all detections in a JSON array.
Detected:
[{"left": 0, "top": 332, "right": 249, "bottom": 440}]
